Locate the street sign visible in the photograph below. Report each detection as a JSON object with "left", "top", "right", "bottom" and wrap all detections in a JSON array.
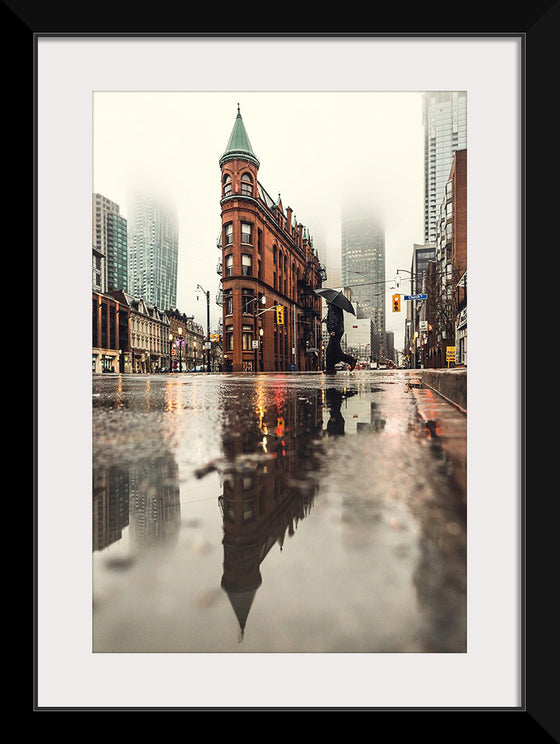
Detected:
[
  {"left": 446, "top": 346, "right": 456, "bottom": 360},
  {"left": 419, "top": 320, "right": 428, "bottom": 332},
  {"left": 404, "top": 294, "right": 427, "bottom": 301},
  {"left": 252, "top": 340, "right": 259, "bottom": 349}
]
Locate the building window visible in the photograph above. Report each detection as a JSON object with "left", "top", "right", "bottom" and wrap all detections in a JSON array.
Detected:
[
  {"left": 241, "top": 172, "right": 253, "bottom": 196},
  {"left": 242, "top": 325, "right": 253, "bottom": 351},
  {"left": 242, "top": 497, "right": 254, "bottom": 522},
  {"left": 224, "top": 223, "right": 233, "bottom": 246},
  {"left": 225, "top": 326, "right": 233, "bottom": 351},
  {"left": 242, "top": 288, "right": 255, "bottom": 314},
  {"left": 223, "top": 174, "right": 232, "bottom": 197},
  {"left": 225, "top": 253, "right": 234, "bottom": 277},
  {"left": 241, "top": 254, "right": 252, "bottom": 276},
  {"left": 241, "top": 222, "right": 252, "bottom": 245},
  {"left": 224, "top": 288, "right": 233, "bottom": 315}
]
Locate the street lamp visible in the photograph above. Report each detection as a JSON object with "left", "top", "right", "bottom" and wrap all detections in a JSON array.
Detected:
[
  {"left": 396, "top": 268, "right": 421, "bottom": 369},
  {"left": 169, "top": 331, "right": 173, "bottom": 372},
  {"left": 178, "top": 326, "right": 183, "bottom": 372},
  {"left": 253, "top": 294, "right": 266, "bottom": 371},
  {"left": 197, "top": 284, "right": 211, "bottom": 372}
]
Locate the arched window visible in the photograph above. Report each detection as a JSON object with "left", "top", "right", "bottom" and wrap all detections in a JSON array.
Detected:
[
  {"left": 223, "top": 174, "right": 232, "bottom": 197},
  {"left": 241, "top": 172, "right": 253, "bottom": 196}
]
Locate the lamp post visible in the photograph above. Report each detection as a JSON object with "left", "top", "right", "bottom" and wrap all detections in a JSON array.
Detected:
[
  {"left": 396, "top": 269, "right": 418, "bottom": 369},
  {"left": 178, "top": 326, "right": 183, "bottom": 372},
  {"left": 169, "top": 331, "right": 173, "bottom": 372},
  {"left": 253, "top": 294, "right": 266, "bottom": 371},
  {"left": 197, "top": 284, "right": 211, "bottom": 372}
]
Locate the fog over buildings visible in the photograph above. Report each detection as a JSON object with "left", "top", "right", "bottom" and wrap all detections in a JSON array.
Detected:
[{"left": 93, "top": 91, "right": 425, "bottom": 347}]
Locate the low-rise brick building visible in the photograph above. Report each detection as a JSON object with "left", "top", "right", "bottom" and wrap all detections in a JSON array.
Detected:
[{"left": 218, "top": 106, "right": 326, "bottom": 373}]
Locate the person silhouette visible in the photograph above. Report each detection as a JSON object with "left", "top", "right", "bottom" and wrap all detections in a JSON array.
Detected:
[
  {"left": 325, "top": 387, "right": 345, "bottom": 436},
  {"left": 322, "top": 302, "right": 357, "bottom": 374}
]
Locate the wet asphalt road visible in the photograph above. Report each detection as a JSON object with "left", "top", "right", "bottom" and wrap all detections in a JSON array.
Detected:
[{"left": 92, "top": 369, "right": 466, "bottom": 653}]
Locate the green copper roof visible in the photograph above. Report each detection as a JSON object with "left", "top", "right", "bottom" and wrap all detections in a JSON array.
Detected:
[{"left": 219, "top": 104, "right": 260, "bottom": 168}]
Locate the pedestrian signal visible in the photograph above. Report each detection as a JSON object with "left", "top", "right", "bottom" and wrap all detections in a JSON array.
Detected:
[
  {"left": 392, "top": 294, "right": 401, "bottom": 312},
  {"left": 276, "top": 306, "right": 284, "bottom": 325}
]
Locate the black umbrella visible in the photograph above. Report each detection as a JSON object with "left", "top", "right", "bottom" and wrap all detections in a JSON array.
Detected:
[{"left": 313, "top": 288, "right": 356, "bottom": 315}]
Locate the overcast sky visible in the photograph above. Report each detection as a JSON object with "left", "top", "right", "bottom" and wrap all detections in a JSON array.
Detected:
[{"left": 92, "top": 91, "right": 425, "bottom": 347}]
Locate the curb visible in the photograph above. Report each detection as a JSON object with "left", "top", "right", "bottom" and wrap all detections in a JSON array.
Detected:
[{"left": 418, "top": 369, "right": 467, "bottom": 413}]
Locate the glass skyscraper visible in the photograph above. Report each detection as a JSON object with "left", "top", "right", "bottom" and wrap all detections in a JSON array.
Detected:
[
  {"left": 341, "top": 207, "right": 386, "bottom": 340},
  {"left": 93, "top": 193, "right": 128, "bottom": 293},
  {"left": 127, "top": 194, "right": 178, "bottom": 311},
  {"left": 422, "top": 91, "right": 467, "bottom": 244}
]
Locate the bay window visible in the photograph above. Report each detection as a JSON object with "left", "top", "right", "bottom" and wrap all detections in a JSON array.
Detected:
[
  {"left": 241, "top": 222, "right": 252, "bottom": 245},
  {"left": 241, "top": 254, "right": 252, "bottom": 276},
  {"left": 224, "top": 223, "right": 233, "bottom": 246}
]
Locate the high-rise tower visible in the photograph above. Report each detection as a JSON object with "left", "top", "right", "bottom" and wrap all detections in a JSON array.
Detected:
[
  {"left": 93, "top": 193, "right": 128, "bottom": 293},
  {"left": 422, "top": 91, "right": 467, "bottom": 244},
  {"left": 127, "top": 194, "right": 178, "bottom": 311},
  {"left": 341, "top": 205, "right": 386, "bottom": 340}
]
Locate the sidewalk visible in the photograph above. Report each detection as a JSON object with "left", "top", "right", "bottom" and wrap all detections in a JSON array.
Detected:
[{"left": 408, "top": 369, "right": 467, "bottom": 502}]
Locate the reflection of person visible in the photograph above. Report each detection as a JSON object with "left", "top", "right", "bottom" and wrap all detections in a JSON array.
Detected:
[
  {"left": 322, "top": 302, "right": 357, "bottom": 374},
  {"left": 326, "top": 388, "right": 345, "bottom": 436}
]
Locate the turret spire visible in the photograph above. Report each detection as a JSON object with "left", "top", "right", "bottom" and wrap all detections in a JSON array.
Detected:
[{"left": 219, "top": 105, "right": 260, "bottom": 169}]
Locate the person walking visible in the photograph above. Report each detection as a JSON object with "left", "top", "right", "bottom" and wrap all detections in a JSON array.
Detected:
[{"left": 323, "top": 301, "right": 357, "bottom": 374}]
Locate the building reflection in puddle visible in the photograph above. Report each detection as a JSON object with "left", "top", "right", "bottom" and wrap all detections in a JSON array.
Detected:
[
  {"left": 216, "top": 379, "right": 325, "bottom": 638},
  {"left": 92, "top": 378, "right": 186, "bottom": 559},
  {"left": 92, "top": 378, "right": 389, "bottom": 635},
  {"left": 93, "top": 454, "right": 182, "bottom": 558},
  {"left": 92, "top": 375, "right": 464, "bottom": 651}
]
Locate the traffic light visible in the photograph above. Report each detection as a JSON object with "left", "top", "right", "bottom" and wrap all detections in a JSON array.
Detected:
[
  {"left": 276, "top": 305, "right": 284, "bottom": 325},
  {"left": 392, "top": 294, "right": 401, "bottom": 312}
]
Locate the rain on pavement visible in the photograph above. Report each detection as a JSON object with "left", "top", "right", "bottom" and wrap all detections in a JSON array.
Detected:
[{"left": 92, "top": 369, "right": 466, "bottom": 653}]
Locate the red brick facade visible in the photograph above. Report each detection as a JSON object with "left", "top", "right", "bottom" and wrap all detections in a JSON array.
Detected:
[
  {"left": 219, "top": 113, "right": 324, "bottom": 373},
  {"left": 450, "top": 149, "right": 467, "bottom": 308}
]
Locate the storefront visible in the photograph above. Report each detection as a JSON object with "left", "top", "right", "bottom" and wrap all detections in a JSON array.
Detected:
[
  {"left": 92, "top": 350, "right": 118, "bottom": 374},
  {"left": 456, "top": 308, "right": 467, "bottom": 366},
  {"left": 92, "top": 349, "right": 132, "bottom": 373}
]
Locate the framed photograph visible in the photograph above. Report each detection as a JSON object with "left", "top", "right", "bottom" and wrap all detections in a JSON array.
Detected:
[{"left": 21, "top": 6, "right": 546, "bottom": 727}]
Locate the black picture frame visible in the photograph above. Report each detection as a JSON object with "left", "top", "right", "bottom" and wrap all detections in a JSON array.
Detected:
[{"left": 18, "top": 1, "right": 553, "bottom": 732}]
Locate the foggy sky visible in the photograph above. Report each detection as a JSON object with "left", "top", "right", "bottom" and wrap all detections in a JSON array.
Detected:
[{"left": 93, "top": 91, "right": 425, "bottom": 346}]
